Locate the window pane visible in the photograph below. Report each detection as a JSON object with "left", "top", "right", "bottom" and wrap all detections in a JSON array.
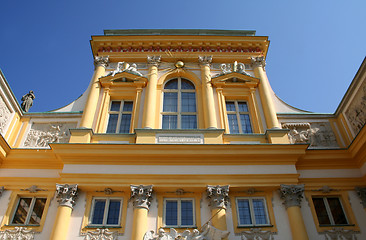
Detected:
[
  {"left": 163, "top": 92, "right": 178, "bottom": 112},
  {"left": 327, "top": 198, "right": 348, "bottom": 225},
  {"left": 181, "top": 92, "right": 196, "bottom": 112},
  {"left": 110, "top": 101, "right": 121, "bottom": 111},
  {"left": 181, "top": 115, "right": 197, "bottom": 129},
  {"left": 237, "top": 199, "right": 252, "bottom": 225},
  {"left": 165, "top": 200, "right": 178, "bottom": 226},
  {"left": 181, "top": 79, "right": 195, "bottom": 89},
  {"left": 106, "top": 114, "right": 119, "bottom": 133},
  {"left": 252, "top": 199, "right": 268, "bottom": 225},
  {"left": 165, "top": 79, "right": 178, "bottom": 89},
  {"left": 12, "top": 198, "right": 32, "bottom": 224},
  {"left": 91, "top": 199, "right": 106, "bottom": 225},
  {"left": 238, "top": 102, "right": 249, "bottom": 112},
  {"left": 228, "top": 114, "right": 239, "bottom": 133},
  {"left": 106, "top": 200, "right": 121, "bottom": 225},
  {"left": 118, "top": 114, "right": 131, "bottom": 133},
  {"left": 28, "top": 198, "right": 46, "bottom": 225},
  {"left": 313, "top": 198, "right": 331, "bottom": 225},
  {"left": 226, "top": 102, "right": 236, "bottom": 112},
  {"left": 240, "top": 114, "right": 252, "bottom": 133},
  {"left": 162, "top": 115, "right": 177, "bottom": 129},
  {"left": 123, "top": 101, "right": 133, "bottom": 112},
  {"left": 181, "top": 200, "right": 194, "bottom": 226}
]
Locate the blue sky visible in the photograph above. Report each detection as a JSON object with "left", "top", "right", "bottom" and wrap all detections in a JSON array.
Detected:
[{"left": 0, "top": 0, "right": 365, "bottom": 113}]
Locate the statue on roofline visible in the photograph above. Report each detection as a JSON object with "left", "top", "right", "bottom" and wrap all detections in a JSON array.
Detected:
[{"left": 21, "top": 90, "right": 35, "bottom": 112}]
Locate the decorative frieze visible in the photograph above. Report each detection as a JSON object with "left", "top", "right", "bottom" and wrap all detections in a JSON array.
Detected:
[
  {"left": 84, "top": 229, "right": 117, "bottom": 240},
  {"left": 198, "top": 56, "right": 213, "bottom": 66},
  {"left": 345, "top": 83, "right": 366, "bottom": 135},
  {"left": 130, "top": 185, "right": 153, "bottom": 210},
  {"left": 250, "top": 56, "right": 266, "bottom": 68},
  {"left": 280, "top": 184, "right": 305, "bottom": 208},
  {"left": 355, "top": 187, "right": 366, "bottom": 208},
  {"left": 0, "top": 95, "right": 11, "bottom": 135},
  {"left": 94, "top": 56, "right": 109, "bottom": 68},
  {"left": 147, "top": 56, "right": 161, "bottom": 67},
  {"left": 0, "top": 227, "right": 35, "bottom": 240},
  {"left": 20, "top": 185, "right": 46, "bottom": 193},
  {"left": 105, "top": 61, "right": 143, "bottom": 77},
  {"left": 56, "top": 184, "right": 78, "bottom": 209},
  {"left": 323, "top": 227, "right": 357, "bottom": 240},
  {"left": 241, "top": 228, "right": 273, "bottom": 240},
  {"left": 207, "top": 185, "right": 229, "bottom": 209},
  {"left": 156, "top": 134, "right": 204, "bottom": 144},
  {"left": 144, "top": 224, "right": 230, "bottom": 240}
]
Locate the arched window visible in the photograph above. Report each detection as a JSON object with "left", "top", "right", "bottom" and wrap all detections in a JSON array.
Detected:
[{"left": 162, "top": 78, "right": 197, "bottom": 129}]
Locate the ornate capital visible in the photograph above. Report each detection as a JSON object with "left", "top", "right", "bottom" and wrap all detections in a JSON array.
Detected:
[
  {"left": 147, "top": 56, "right": 161, "bottom": 67},
  {"left": 94, "top": 56, "right": 109, "bottom": 68},
  {"left": 130, "top": 185, "right": 153, "bottom": 210},
  {"left": 85, "top": 228, "right": 117, "bottom": 240},
  {"left": 280, "top": 184, "right": 304, "bottom": 208},
  {"left": 207, "top": 185, "right": 229, "bottom": 209},
  {"left": 250, "top": 56, "right": 266, "bottom": 68},
  {"left": 198, "top": 55, "right": 213, "bottom": 66},
  {"left": 355, "top": 187, "right": 366, "bottom": 208},
  {"left": 56, "top": 184, "right": 78, "bottom": 209},
  {"left": 0, "top": 227, "right": 35, "bottom": 239}
]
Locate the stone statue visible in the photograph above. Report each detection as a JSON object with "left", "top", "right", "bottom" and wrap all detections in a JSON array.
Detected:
[
  {"left": 21, "top": 91, "right": 35, "bottom": 112},
  {"left": 107, "top": 62, "right": 125, "bottom": 76},
  {"left": 106, "top": 62, "right": 143, "bottom": 77}
]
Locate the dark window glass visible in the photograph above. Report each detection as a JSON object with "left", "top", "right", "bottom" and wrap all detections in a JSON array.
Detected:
[
  {"left": 181, "top": 115, "right": 197, "bottom": 129},
  {"left": 163, "top": 93, "right": 178, "bottom": 112},
  {"left": 106, "top": 114, "right": 119, "bottom": 133},
  {"left": 238, "top": 102, "right": 249, "bottom": 112},
  {"left": 12, "top": 197, "right": 46, "bottom": 225},
  {"left": 252, "top": 199, "right": 267, "bottom": 224},
  {"left": 327, "top": 198, "right": 348, "bottom": 225},
  {"left": 237, "top": 199, "right": 252, "bottom": 225},
  {"left": 106, "top": 200, "right": 121, "bottom": 225},
  {"left": 28, "top": 198, "right": 46, "bottom": 225},
  {"left": 240, "top": 114, "right": 252, "bottom": 133},
  {"left": 123, "top": 101, "right": 133, "bottom": 111},
  {"left": 226, "top": 102, "right": 236, "bottom": 112},
  {"left": 165, "top": 200, "right": 178, "bottom": 226},
  {"left": 181, "top": 92, "right": 196, "bottom": 112},
  {"left": 313, "top": 197, "right": 331, "bottom": 224},
  {"left": 119, "top": 114, "right": 132, "bottom": 133},
  {"left": 181, "top": 79, "right": 195, "bottom": 89},
  {"left": 92, "top": 199, "right": 106, "bottom": 225},
  {"left": 165, "top": 79, "right": 178, "bottom": 89},
  {"left": 181, "top": 200, "right": 193, "bottom": 226},
  {"left": 12, "top": 198, "right": 32, "bottom": 224},
  {"left": 228, "top": 114, "right": 239, "bottom": 133},
  {"left": 162, "top": 115, "right": 177, "bottom": 129},
  {"left": 107, "top": 101, "right": 132, "bottom": 133},
  {"left": 110, "top": 101, "right": 121, "bottom": 111}
]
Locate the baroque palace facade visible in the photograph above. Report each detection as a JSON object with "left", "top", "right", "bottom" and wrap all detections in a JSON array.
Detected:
[{"left": 0, "top": 29, "right": 365, "bottom": 240}]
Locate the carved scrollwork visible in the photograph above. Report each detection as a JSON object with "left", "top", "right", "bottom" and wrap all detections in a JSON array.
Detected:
[
  {"left": 323, "top": 227, "right": 357, "bottom": 240},
  {"left": 207, "top": 185, "right": 229, "bottom": 209},
  {"left": 241, "top": 228, "right": 273, "bottom": 240},
  {"left": 56, "top": 184, "right": 78, "bottom": 209},
  {"left": 0, "top": 227, "right": 35, "bottom": 240},
  {"left": 130, "top": 185, "right": 153, "bottom": 210},
  {"left": 280, "top": 184, "right": 304, "bottom": 208},
  {"left": 84, "top": 228, "right": 117, "bottom": 240}
]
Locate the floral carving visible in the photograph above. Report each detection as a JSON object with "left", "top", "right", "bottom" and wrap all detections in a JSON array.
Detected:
[
  {"left": 207, "top": 185, "right": 229, "bottom": 209},
  {"left": 0, "top": 227, "right": 35, "bottom": 240},
  {"left": 280, "top": 184, "right": 304, "bottom": 208},
  {"left": 84, "top": 229, "right": 117, "bottom": 240},
  {"left": 0, "top": 95, "right": 11, "bottom": 135},
  {"left": 56, "top": 184, "right": 78, "bottom": 209},
  {"left": 130, "top": 185, "right": 153, "bottom": 210},
  {"left": 241, "top": 228, "right": 273, "bottom": 240},
  {"left": 323, "top": 227, "right": 357, "bottom": 240}
]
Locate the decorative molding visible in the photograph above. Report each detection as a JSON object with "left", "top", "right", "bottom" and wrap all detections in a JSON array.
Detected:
[
  {"left": 198, "top": 56, "right": 213, "bottom": 66},
  {"left": 250, "top": 56, "right": 266, "bottom": 68},
  {"left": 156, "top": 134, "right": 204, "bottom": 144},
  {"left": 20, "top": 185, "right": 47, "bottom": 193},
  {"left": 143, "top": 224, "right": 230, "bottom": 240},
  {"left": 165, "top": 188, "right": 194, "bottom": 195},
  {"left": 323, "top": 227, "right": 357, "bottom": 240},
  {"left": 130, "top": 185, "right": 153, "bottom": 210},
  {"left": 207, "top": 185, "right": 229, "bottom": 209},
  {"left": 56, "top": 184, "right": 78, "bottom": 209},
  {"left": 280, "top": 184, "right": 304, "bottom": 208},
  {"left": 312, "top": 185, "right": 339, "bottom": 194},
  {"left": 344, "top": 82, "right": 366, "bottom": 135},
  {"left": 84, "top": 229, "right": 117, "bottom": 240},
  {"left": 96, "top": 188, "right": 123, "bottom": 195},
  {"left": 0, "top": 227, "right": 35, "bottom": 240},
  {"left": 355, "top": 187, "right": 366, "bottom": 208},
  {"left": 105, "top": 62, "right": 143, "bottom": 77},
  {"left": 147, "top": 56, "right": 161, "bottom": 67},
  {"left": 239, "top": 187, "right": 263, "bottom": 195},
  {"left": 0, "top": 95, "right": 11, "bottom": 135},
  {"left": 94, "top": 56, "right": 109, "bottom": 68},
  {"left": 241, "top": 228, "right": 273, "bottom": 240}
]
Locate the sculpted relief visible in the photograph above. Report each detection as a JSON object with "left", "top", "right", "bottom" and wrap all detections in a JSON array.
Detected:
[
  {"left": 23, "top": 122, "right": 77, "bottom": 148},
  {"left": 282, "top": 122, "right": 338, "bottom": 148},
  {"left": 345, "top": 83, "right": 366, "bottom": 135},
  {"left": 0, "top": 95, "right": 12, "bottom": 135}
]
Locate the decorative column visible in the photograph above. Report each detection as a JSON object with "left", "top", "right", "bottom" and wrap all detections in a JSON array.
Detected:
[
  {"left": 142, "top": 56, "right": 161, "bottom": 129},
  {"left": 251, "top": 57, "right": 280, "bottom": 129},
  {"left": 280, "top": 184, "right": 309, "bottom": 240},
  {"left": 199, "top": 56, "right": 218, "bottom": 129},
  {"left": 80, "top": 56, "right": 109, "bottom": 129},
  {"left": 130, "top": 185, "right": 153, "bottom": 240},
  {"left": 50, "top": 184, "right": 78, "bottom": 240},
  {"left": 207, "top": 185, "right": 229, "bottom": 235},
  {"left": 355, "top": 187, "right": 366, "bottom": 210}
]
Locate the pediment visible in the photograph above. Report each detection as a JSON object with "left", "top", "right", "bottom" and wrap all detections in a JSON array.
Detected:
[
  {"left": 212, "top": 72, "right": 259, "bottom": 87},
  {"left": 99, "top": 71, "right": 147, "bottom": 88}
]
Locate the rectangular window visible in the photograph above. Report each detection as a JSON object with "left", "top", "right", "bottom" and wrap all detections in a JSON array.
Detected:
[
  {"left": 236, "top": 197, "right": 270, "bottom": 227},
  {"left": 89, "top": 197, "right": 123, "bottom": 227},
  {"left": 164, "top": 198, "right": 195, "bottom": 227},
  {"left": 226, "top": 101, "right": 252, "bottom": 134},
  {"left": 106, "top": 100, "right": 133, "bottom": 133},
  {"left": 11, "top": 197, "right": 47, "bottom": 226},
  {"left": 312, "top": 197, "right": 348, "bottom": 226}
]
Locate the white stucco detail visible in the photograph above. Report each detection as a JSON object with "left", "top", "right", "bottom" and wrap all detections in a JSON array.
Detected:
[
  {"left": 0, "top": 169, "right": 60, "bottom": 178},
  {"left": 62, "top": 165, "right": 297, "bottom": 175},
  {"left": 298, "top": 169, "right": 362, "bottom": 178}
]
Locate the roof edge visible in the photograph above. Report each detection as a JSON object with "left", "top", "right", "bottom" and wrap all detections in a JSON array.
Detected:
[{"left": 103, "top": 29, "right": 257, "bottom": 37}]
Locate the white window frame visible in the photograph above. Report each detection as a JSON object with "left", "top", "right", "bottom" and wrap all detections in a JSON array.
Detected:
[
  {"left": 106, "top": 100, "right": 133, "bottom": 133},
  {"left": 161, "top": 77, "right": 197, "bottom": 129},
  {"left": 11, "top": 197, "right": 46, "bottom": 226},
  {"left": 226, "top": 100, "right": 252, "bottom": 134},
  {"left": 163, "top": 198, "right": 196, "bottom": 228},
  {"left": 89, "top": 197, "right": 123, "bottom": 227},
  {"left": 312, "top": 196, "right": 349, "bottom": 226},
  {"left": 236, "top": 197, "right": 270, "bottom": 227}
]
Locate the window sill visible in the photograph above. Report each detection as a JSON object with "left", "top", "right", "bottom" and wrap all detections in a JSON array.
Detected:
[
  {"left": 237, "top": 225, "right": 274, "bottom": 228},
  {"left": 163, "top": 226, "right": 197, "bottom": 229},
  {"left": 319, "top": 224, "right": 355, "bottom": 227},
  {"left": 85, "top": 225, "right": 122, "bottom": 229},
  {"left": 5, "top": 224, "right": 40, "bottom": 227}
]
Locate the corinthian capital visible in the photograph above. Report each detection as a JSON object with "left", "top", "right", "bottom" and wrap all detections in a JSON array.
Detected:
[
  {"left": 198, "top": 56, "right": 213, "bottom": 66},
  {"left": 355, "top": 187, "right": 366, "bottom": 208},
  {"left": 147, "top": 56, "right": 161, "bottom": 67},
  {"left": 130, "top": 185, "right": 153, "bottom": 210},
  {"left": 94, "top": 56, "right": 110, "bottom": 68},
  {"left": 280, "top": 184, "right": 304, "bottom": 208},
  {"left": 251, "top": 56, "right": 266, "bottom": 68},
  {"left": 207, "top": 185, "right": 229, "bottom": 209},
  {"left": 56, "top": 184, "right": 78, "bottom": 209}
]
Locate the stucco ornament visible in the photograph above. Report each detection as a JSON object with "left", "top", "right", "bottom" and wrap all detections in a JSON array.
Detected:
[
  {"left": 250, "top": 56, "right": 266, "bottom": 69},
  {"left": 21, "top": 90, "right": 35, "bottom": 112},
  {"left": 323, "top": 227, "right": 357, "bottom": 240},
  {"left": 143, "top": 224, "right": 229, "bottom": 240},
  {"left": 0, "top": 95, "right": 11, "bottom": 135},
  {"left": 84, "top": 229, "right": 117, "bottom": 240},
  {"left": 198, "top": 56, "right": 213, "bottom": 66},
  {"left": 130, "top": 185, "right": 153, "bottom": 209},
  {"left": 355, "top": 187, "right": 366, "bottom": 208},
  {"left": 241, "top": 228, "right": 273, "bottom": 240},
  {"left": 0, "top": 227, "right": 35, "bottom": 240},
  {"left": 147, "top": 55, "right": 161, "bottom": 67},
  {"left": 207, "top": 185, "right": 230, "bottom": 209},
  {"left": 280, "top": 184, "right": 305, "bottom": 208},
  {"left": 94, "top": 56, "right": 109, "bottom": 68},
  {"left": 345, "top": 84, "right": 366, "bottom": 135},
  {"left": 106, "top": 62, "right": 143, "bottom": 77},
  {"left": 56, "top": 183, "right": 78, "bottom": 209},
  {"left": 216, "top": 61, "right": 250, "bottom": 77}
]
